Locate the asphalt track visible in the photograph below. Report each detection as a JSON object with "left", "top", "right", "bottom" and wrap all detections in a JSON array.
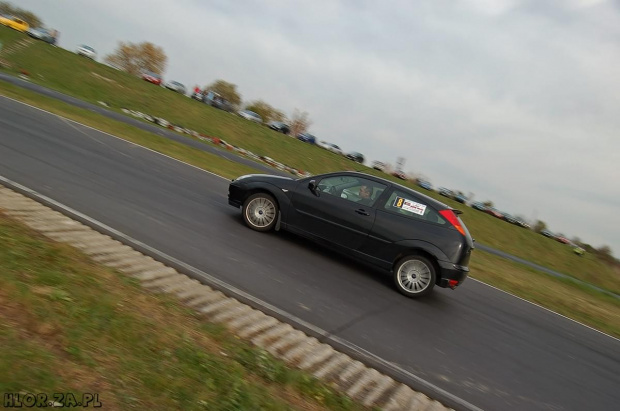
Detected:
[{"left": 1, "top": 94, "right": 619, "bottom": 410}]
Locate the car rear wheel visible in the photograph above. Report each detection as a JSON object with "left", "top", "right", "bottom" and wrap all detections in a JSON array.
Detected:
[
  {"left": 242, "top": 193, "right": 278, "bottom": 232},
  {"left": 394, "top": 255, "right": 436, "bottom": 297}
]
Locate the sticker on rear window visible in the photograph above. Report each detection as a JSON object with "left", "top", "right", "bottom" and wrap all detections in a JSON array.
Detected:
[{"left": 393, "top": 197, "right": 426, "bottom": 215}]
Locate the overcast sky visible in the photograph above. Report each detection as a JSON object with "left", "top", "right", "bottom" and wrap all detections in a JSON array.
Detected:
[{"left": 18, "top": 0, "right": 620, "bottom": 255}]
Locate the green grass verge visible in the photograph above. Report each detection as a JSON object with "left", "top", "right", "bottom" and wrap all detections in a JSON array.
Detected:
[
  {"left": 0, "top": 212, "right": 368, "bottom": 410},
  {"left": 470, "top": 250, "right": 620, "bottom": 338}
]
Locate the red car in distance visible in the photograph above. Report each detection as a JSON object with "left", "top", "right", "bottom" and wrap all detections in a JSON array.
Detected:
[
  {"left": 484, "top": 207, "right": 504, "bottom": 219},
  {"left": 142, "top": 71, "right": 162, "bottom": 86}
]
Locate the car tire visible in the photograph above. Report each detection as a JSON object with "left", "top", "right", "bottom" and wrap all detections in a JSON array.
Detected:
[
  {"left": 393, "top": 255, "right": 436, "bottom": 297},
  {"left": 242, "top": 193, "right": 278, "bottom": 232}
]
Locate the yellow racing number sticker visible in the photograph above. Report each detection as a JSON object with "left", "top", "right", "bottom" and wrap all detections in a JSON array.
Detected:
[{"left": 393, "top": 196, "right": 427, "bottom": 215}]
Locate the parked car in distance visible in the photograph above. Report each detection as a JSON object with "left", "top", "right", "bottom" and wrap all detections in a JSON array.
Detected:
[
  {"left": 228, "top": 171, "right": 474, "bottom": 298},
  {"left": 454, "top": 193, "right": 468, "bottom": 204},
  {"left": 345, "top": 151, "right": 365, "bottom": 164},
  {"left": 203, "top": 90, "right": 234, "bottom": 112},
  {"left": 317, "top": 140, "right": 343, "bottom": 155},
  {"left": 471, "top": 202, "right": 487, "bottom": 211},
  {"left": 164, "top": 80, "right": 186, "bottom": 94},
  {"left": 76, "top": 45, "right": 96, "bottom": 60},
  {"left": 391, "top": 170, "right": 407, "bottom": 180},
  {"left": 484, "top": 207, "right": 504, "bottom": 219},
  {"left": 141, "top": 71, "right": 162, "bottom": 85},
  {"left": 238, "top": 109, "right": 263, "bottom": 124},
  {"left": 296, "top": 132, "right": 316, "bottom": 144},
  {"left": 417, "top": 180, "right": 433, "bottom": 191},
  {"left": 501, "top": 212, "right": 518, "bottom": 224},
  {"left": 267, "top": 121, "right": 291, "bottom": 135},
  {"left": 0, "top": 15, "right": 29, "bottom": 32},
  {"left": 27, "top": 27, "right": 58, "bottom": 44},
  {"left": 191, "top": 88, "right": 203, "bottom": 101},
  {"left": 515, "top": 217, "right": 530, "bottom": 228},
  {"left": 438, "top": 187, "right": 454, "bottom": 198},
  {"left": 372, "top": 161, "right": 386, "bottom": 172},
  {"left": 555, "top": 235, "right": 571, "bottom": 244},
  {"left": 540, "top": 229, "right": 554, "bottom": 238}
]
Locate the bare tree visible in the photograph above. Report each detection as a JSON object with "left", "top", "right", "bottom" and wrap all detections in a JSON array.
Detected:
[
  {"left": 532, "top": 220, "right": 547, "bottom": 233},
  {"left": 289, "top": 109, "right": 312, "bottom": 137},
  {"left": 104, "top": 41, "right": 167, "bottom": 76}
]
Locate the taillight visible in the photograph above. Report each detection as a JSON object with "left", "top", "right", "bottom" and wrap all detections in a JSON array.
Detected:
[{"left": 439, "top": 209, "right": 466, "bottom": 236}]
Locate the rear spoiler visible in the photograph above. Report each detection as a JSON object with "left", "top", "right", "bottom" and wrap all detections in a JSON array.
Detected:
[{"left": 452, "top": 209, "right": 463, "bottom": 215}]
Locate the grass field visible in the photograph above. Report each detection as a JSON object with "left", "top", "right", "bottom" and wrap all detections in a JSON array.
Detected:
[
  {"left": 0, "top": 212, "right": 367, "bottom": 410},
  {"left": 0, "top": 26, "right": 618, "bottom": 338}
]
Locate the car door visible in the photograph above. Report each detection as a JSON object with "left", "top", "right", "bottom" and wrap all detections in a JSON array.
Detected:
[
  {"left": 289, "top": 175, "right": 387, "bottom": 250},
  {"left": 358, "top": 188, "right": 451, "bottom": 264}
]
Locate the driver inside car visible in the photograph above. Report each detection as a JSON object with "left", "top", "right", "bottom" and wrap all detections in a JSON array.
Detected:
[{"left": 358, "top": 185, "right": 374, "bottom": 206}]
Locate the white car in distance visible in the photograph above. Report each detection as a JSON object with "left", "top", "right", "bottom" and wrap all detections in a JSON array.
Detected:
[
  {"left": 238, "top": 109, "right": 263, "bottom": 124},
  {"left": 317, "top": 140, "right": 343, "bottom": 155},
  {"left": 76, "top": 45, "right": 96, "bottom": 60}
]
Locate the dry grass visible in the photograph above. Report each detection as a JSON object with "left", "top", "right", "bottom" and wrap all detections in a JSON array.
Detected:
[{"left": 0, "top": 212, "right": 365, "bottom": 410}]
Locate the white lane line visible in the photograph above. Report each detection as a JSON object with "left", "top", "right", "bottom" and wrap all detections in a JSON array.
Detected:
[
  {"left": 0, "top": 94, "right": 230, "bottom": 181},
  {"left": 468, "top": 278, "right": 620, "bottom": 342},
  {"left": 57, "top": 117, "right": 133, "bottom": 159}
]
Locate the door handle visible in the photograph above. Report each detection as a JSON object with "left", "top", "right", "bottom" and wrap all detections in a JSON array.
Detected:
[{"left": 355, "top": 209, "right": 370, "bottom": 216}]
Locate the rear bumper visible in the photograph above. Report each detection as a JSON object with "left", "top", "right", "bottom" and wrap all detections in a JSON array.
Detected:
[{"left": 437, "top": 260, "right": 469, "bottom": 288}]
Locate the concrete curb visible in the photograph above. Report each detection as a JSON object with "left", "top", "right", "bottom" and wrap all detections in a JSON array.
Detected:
[{"left": 0, "top": 183, "right": 457, "bottom": 411}]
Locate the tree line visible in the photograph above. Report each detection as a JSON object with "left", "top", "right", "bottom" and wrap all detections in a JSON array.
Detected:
[{"left": 105, "top": 41, "right": 312, "bottom": 131}]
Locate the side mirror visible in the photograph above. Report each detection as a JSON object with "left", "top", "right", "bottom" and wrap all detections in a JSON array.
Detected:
[{"left": 308, "top": 180, "right": 319, "bottom": 196}]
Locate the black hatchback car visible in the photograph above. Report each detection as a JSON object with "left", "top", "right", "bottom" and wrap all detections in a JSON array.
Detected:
[{"left": 228, "top": 172, "right": 474, "bottom": 297}]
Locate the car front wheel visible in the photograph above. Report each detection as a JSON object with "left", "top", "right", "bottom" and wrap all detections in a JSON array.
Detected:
[
  {"left": 394, "top": 255, "right": 436, "bottom": 297},
  {"left": 242, "top": 193, "right": 278, "bottom": 232}
]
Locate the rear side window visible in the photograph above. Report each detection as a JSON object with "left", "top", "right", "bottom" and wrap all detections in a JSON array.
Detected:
[{"left": 383, "top": 190, "right": 446, "bottom": 225}]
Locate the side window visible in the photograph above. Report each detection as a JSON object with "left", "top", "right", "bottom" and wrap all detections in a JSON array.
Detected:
[
  {"left": 317, "top": 176, "right": 387, "bottom": 207},
  {"left": 383, "top": 190, "right": 446, "bottom": 225}
]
